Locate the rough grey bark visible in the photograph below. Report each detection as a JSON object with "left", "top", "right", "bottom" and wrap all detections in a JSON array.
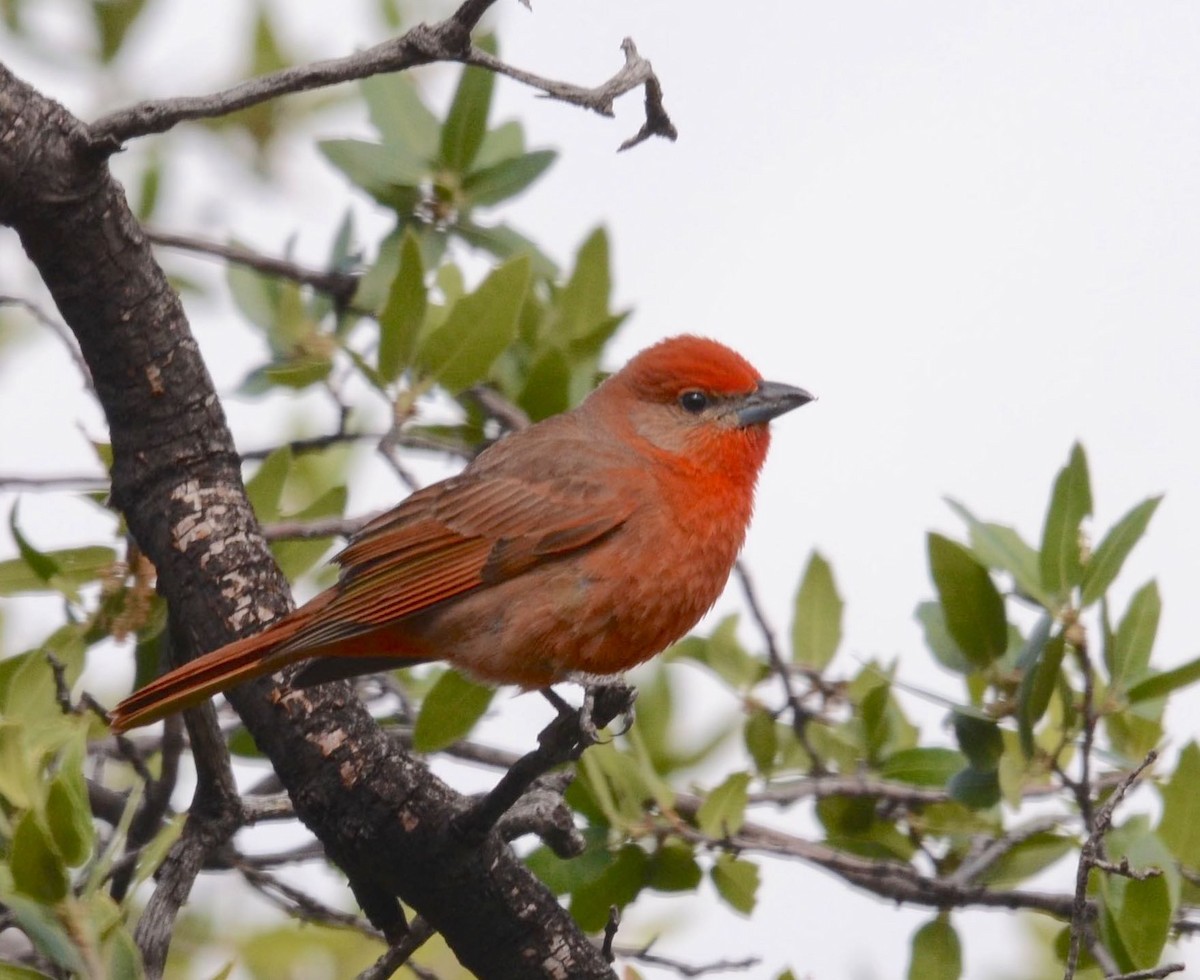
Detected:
[{"left": 0, "top": 60, "right": 613, "bottom": 980}]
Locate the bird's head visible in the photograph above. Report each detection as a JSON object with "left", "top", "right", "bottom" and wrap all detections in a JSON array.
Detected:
[{"left": 592, "top": 335, "right": 814, "bottom": 473}]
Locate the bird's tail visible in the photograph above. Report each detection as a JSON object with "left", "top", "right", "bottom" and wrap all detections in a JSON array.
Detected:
[{"left": 108, "top": 605, "right": 319, "bottom": 733}]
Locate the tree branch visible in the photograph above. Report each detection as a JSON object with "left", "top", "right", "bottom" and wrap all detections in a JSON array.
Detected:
[
  {"left": 465, "top": 37, "right": 677, "bottom": 150},
  {"left": 89, "top": 9, "right": 673, "bottom": 154},
  {"left": 146, "top": 229, "right": 361, "bottom": 309},
  {"left": 0, "top": 27, "right": 618, "bottom": 978}
]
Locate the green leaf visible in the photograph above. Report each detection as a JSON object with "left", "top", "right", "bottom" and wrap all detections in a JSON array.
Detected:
[
  {"left": 791, "top": 551, "right": 843, "bottom": 670},
  {"left": 8, "top": 503, "right": 60, "bottom": 584},
  {"left": 376, "top": 229, "right": 426, "bottom": 382},
  {"left": 879, "top": 747, "right": 965, "bottom": 787},
  {"left": 474, "top": 120, "right": 525, "bottom": 171},
  {"left": 569, "top": 844, "right": 647, "bottom": 931},
  {"left": 319, "top": 139, "right": 428, "bottom": 199},
  {"left": 945, "top": 499, "right": 1049, "bottom": 605},
  {"left": 1080, "top": 496, "right": 1162, "bottom": 606},
  {"left": 667, "top": 615, "right": 767, "bottom": 689},
  {"left": 1017, "top": 629, "right": 1065, "bottom": 758},
  {"left": 0, "top": 545, "right": 116, "bottom": 597},
  {"left": 1109, "top": 581, "right": 1160, "bottom": 687},
  {"left": 953, "top": 713, "right": 1003, "bottom": 770},
  {"left": 439, "top": 59, "right": 495, "bottom": 172},
  {"left": 1127, "top": 653, "right": 1200, "bottom": 703},
  {"left": 645, "top": 839, "right": 702, "bottom": 893},
  {"left": 524, "top": 828, "right": 612, "bottom": 896},
  {"left": 11, "top": 811, "right": 69, "bottom": 903},
  {"left": 555, "top": 227, "right": 613, "bottom": 340},
  {"left": 455, "top": 220, "right": 559, "bottom": 280},
  {"left": 412, "top": 669, "right": 495, "bottom": 752},
  {"left": 226, "top": 253, "right": 280, "bottom": 333},
  {"left": 0, "top": 960, "right": 59, "bottom": 978},
  {"left": 104, "top": 926, "right": 143, "bottom": 980},
  {"left": 980, "top": 832, "right": 1075, "bottom": 887},
  {"left": 1103, "top": 864, "right": 1173, "bottom": 971},
  {"left": 907, "top": 915, "right": 962, "bottom": 980},
  {"left": 0, "top": 894, "right": 86, "bottom": 974},
  {"left": 415, "top": 256, "right": 531, "bottom": 393},
  {"left": 464, "top": 150, "right": 557, "bottom": 207},
  {"left": 1039, "top": 443, "right": 1093, "bottom": 598},
  {"left": 915, "top": 601, "right": 971, "bottom": 674},
  {"left": 270, "top": 486, "right": 347, "bottom": 581},
  {"left": 710, "top": 853, "right": 759, "bottom": 915},
  {"left": 1158, "top": 742, "right": 1200, "bottom": 865},
  {"left": 361, "top": 73, "right": 438, "bottom": 157},
  {"left": 45, "top": 737, "right": 94, "bottom": 867},
  {"left": 743, "top": 707, "right": 778, "bottom": 774},
  {"left": 695, "top": 772, "right": 750, "bottom": 838},
  {"left": 244, "top": 447, "right": 291, "bottom": 522},
  {"left": 92, "top": 0, "right": 148, "bottom": 62},
  {"left": 515, "top": 346, "right": 572, "bottom": 421},
  {"left": 947, "top": 766, "right": 1000, "bottom": 809},
  {"left": 927, "top": 534, "right": 1007, "bottom": 667}
]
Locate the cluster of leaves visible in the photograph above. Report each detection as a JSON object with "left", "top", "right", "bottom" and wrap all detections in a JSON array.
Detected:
[
  {"left": 0, "top": 578, "right": 173, "bottom": 980},
  {"left": 230, "top": 50, "right": 627, "bottom": 444},
  {"left": 425, "top": 443, "right": 1191, "bottom": 980}
]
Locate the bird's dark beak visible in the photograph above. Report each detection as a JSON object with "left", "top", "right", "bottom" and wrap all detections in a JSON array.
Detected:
[{"left": 735, "top": 381, "right": 815, "bottom": 427}]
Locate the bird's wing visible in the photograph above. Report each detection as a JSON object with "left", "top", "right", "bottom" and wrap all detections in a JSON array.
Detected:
[{"left": 277, "top": 473, "right": 638, "bottom": 652}]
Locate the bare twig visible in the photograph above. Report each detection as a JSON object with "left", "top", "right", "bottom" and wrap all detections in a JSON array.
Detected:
[
  {"left": 947, "top": 816, "right": 1066, "bottom": 887},
  {"left": 0, "top": 294, "right": 94, "bottom": 388},
  {"left": 466, "top": 37, "right": 676, "bottom": 150},
  {"left": 601, "top": 907, "right": 620, "bottom": 963},
  {"left": 239, "top": 431, "right": 386, "bottom": 461},
  {"left": 1065, "top": 750, "right": 1158, "bottom": 980},
  {"left": 734, "top": 562, "right": 826, "bottom": 774},
  {"left": 238, "top": 864, "right": 381, "bottom": 935},
  {"left": 145, "top": 230, "right": 361, "bottom": 309},
  {"left": 0, "top": 472, "right": 108, "bottom": 490},
  {"left": 617, "top": 946, "right": 761, "bottom": 978},
  {"left": 90, "top": 6, "right": 672, "bottom": 155},
  {"left": 672, "top": 793, "right": 1077, "bottom": 918},
  {"left": 356, "top": 917, "right": 437, "bottom": 980},
  {"left": 261, "top": 514, "right": 373, "bottom": 542},
  {"left": 465, "top": 384, "right": 531, "bottom": 433}
]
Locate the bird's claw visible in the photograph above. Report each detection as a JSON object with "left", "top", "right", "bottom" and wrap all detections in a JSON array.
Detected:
[{"left": 539, "top": 681, "right": 637, "bottom": 749}]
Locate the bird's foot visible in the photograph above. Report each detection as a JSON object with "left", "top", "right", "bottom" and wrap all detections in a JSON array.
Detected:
[{"left": 540, "top": 681, "right": 636, "bottom": 747}]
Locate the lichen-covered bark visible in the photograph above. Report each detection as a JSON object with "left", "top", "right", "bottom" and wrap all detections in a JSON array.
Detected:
[{"left": 0, "top": 62, "right": 613, "bottom": 979}]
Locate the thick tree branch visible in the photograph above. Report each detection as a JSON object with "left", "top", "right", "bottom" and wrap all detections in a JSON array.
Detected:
[{"left": 0, "top": 39, "right": 615, "bottom": 980}]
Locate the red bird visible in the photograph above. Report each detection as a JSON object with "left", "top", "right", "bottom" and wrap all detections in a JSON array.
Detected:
[{"left": 110, "top": 336, "right": 812, "bottom": 732}]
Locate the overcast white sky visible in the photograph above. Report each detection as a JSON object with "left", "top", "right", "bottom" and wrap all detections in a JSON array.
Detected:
[{"left": 2, "top": 1, "right": 1199, "bottom": 977}]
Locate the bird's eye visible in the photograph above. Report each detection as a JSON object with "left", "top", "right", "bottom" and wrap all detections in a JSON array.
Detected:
[{"left": 678, "top": 390, "right": 709, "bottom": 414}]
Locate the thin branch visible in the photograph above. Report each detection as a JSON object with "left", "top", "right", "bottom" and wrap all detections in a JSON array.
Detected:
[
  {"left": 734, "top": 562, "right": 826, "bottom": 774},
  {"left": 90, "top": 6, "right": 672, "bottom": 155},
  {"left": 948, "top": 816, "right": 1065, "bottom": 887},
  {"left": 0, "top": 473, "right": 107, "bottom": 491},
  {"left": 0, "top": 293, "right": 94, "bottom": 388},
  {"left": 616, "top": 946, "right": 761, "bottom": 978},
  {"left": 451, "top": 683, "right": 636, "bottom": 841},
  {"left": 238, "top": 864, "right": 381, "bottom": 936},
  {"left": 672, "top": 792, "right": 1078, "bottom": 918},
  {"left": 1065, "top": 750, "right": 1159, "bottom": 980},
  {"left": 239, "top": 431, "right": 385, "bottom": 461},
  {"left": 465, "top": 37, "right": 677, "bottom": 150},
  {"left": 356, "top": 917, "right": 437, "bottom": 980},
  {"left": 261, "top": 514, "right": 372, "bottom": 542},
  {"left": 146, "top": 229, "right": 361, "bottom": 309}
]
